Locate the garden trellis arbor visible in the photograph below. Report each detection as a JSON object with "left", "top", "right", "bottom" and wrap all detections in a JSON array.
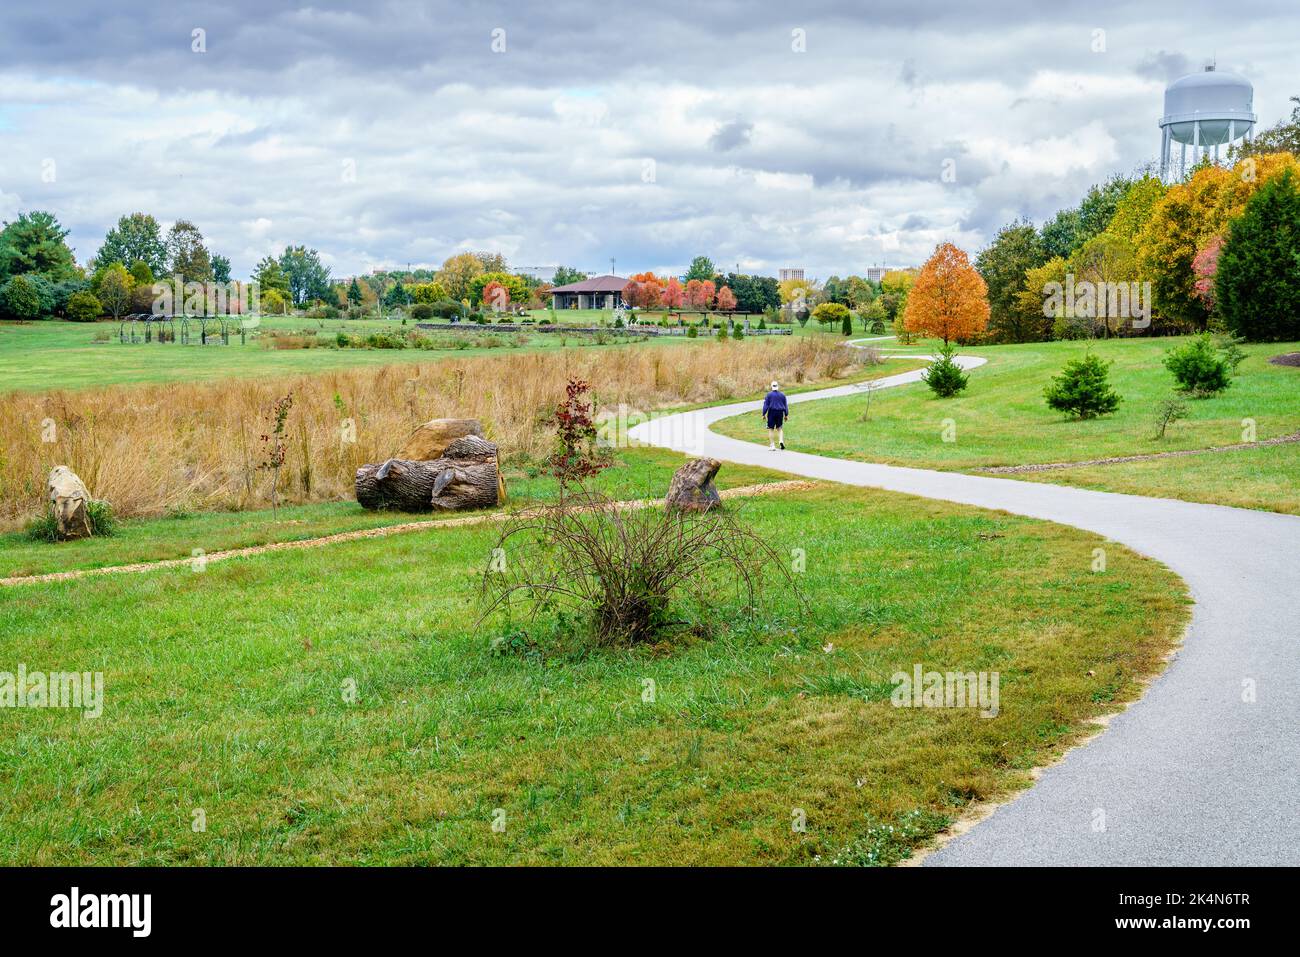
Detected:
[{"left": 116, "top": 315, "right": 241, "bottom": 345}]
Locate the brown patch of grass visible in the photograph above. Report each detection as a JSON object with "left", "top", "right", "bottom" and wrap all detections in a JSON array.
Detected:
[{"left": 0, "top": 338, "right": 856, "bottom": 527}]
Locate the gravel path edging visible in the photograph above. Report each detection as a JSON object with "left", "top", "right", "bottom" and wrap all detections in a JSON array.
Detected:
[{"left": 0, "top": 480, "right": 814, "bottom": 588}]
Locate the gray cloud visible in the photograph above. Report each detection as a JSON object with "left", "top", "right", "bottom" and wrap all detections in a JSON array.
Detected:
[
  {"left": 709, "top": 120, "right": 754, "bottom": 153},
  {"left": 1136, "top": 50, "right": 1194, "bottom": 83},
  {"left": 1, "top": 0, "right": 1296, "bottom": 280}
]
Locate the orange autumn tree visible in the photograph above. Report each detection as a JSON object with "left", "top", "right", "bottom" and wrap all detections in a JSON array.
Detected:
[
  {"left": 903, "top": 242, "right": 990, "bottom": 345},
  {"left": 685, "top": 278, "right": 715, "bottom": 308},
  {"left": 625, "top": 271, "right": 664, "bottom": 310}
]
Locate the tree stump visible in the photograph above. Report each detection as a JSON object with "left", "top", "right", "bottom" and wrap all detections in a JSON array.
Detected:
[
  {"left": 356, "top": 435, "right": 505, "bottom": 512},
  {"left": 46, "top": 466, "right": 94, "bottom": 540},
  {"left": 397, "top": 418, "right": 486, "bottom": 461},
  {"left": 665, "top": 457, "right": 722, "bottom": 512}
]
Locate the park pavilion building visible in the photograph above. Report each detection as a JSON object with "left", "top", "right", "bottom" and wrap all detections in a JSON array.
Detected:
[{"left": 549, "top": 275, "right": 627, "bottom": 310}]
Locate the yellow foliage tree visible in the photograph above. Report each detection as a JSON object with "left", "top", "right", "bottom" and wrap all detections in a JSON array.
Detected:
[
  {"left": 902, "top": 243, "right": 990, "bottom": 345},
  {"left": 1068, "top": 233, "right": 1140, "bottom": 336},
  {"left": 436, "top": 252, "right": 485, "bottom": 301},
  {"left": 1136, "top": 152, "right": 1300, "bottom": 329},
  {"left": 1105, "top": 175, "right": 1167, "bottom": 247},
  {"left": 1016, "top": 256, "right": 1068, "bottom": 339}
]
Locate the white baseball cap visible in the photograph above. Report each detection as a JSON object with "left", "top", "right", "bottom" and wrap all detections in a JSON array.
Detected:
[{"left": 771, "top": 380, "right": 779, "bottom": 390}]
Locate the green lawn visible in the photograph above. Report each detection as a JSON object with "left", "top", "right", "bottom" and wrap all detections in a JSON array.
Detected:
[
  {"left": 714, "top": 336, "right": 1300, "bottom": 513},
  {"left": 1024, "top": 441, "right": 1300, "bottom": 514},
  {"left": 0, "top": 316, "right": 693, "bottom": 392},
  {"left": 0, "top": 308, "right": 850, "bottom": 393},
  {"left": 0, "top": 483, "right": 1187, "bottom": 865},
  {"left": 0, "top": 448, "right": 788, "bottom": 579}
]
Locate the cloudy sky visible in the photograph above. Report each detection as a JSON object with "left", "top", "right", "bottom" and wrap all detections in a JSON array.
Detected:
[{"left": 1, "top": 1, "right": 1296, "bottom": 281}]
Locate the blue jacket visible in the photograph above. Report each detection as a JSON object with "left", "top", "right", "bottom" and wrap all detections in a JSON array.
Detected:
[{"left": 762, "top": 390, "right": 789, "bottom": 416}]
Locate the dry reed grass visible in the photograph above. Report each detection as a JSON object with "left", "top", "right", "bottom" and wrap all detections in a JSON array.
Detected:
[{"left": 1, "top": 337, "right": 860, "bottom": 527}]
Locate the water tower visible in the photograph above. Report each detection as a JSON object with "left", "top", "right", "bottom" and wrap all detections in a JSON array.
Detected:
[{"left": 1159, "top": 65, "right": 1256, "bottom": 181}]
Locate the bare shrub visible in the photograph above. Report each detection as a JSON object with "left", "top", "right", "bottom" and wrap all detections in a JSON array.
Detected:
[
  {"left": 481, "top": 488, "right": 801, "bottom": 646},
  {"left": 1152, "top": 396, "right": 1189, "bottom": 440},
  {"left": 851, "top": 345, "right": 882, "bottom": 367}
]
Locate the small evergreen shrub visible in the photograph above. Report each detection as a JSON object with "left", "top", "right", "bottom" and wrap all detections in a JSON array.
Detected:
[
  {"left": 921, "top": 344, "right": 969, "bottom": 397},
  {"left": 1163, "top": 334, "right": 1234, "bottom": 396},
  {"left": 1043, "top": 352, "right": 1121, "bottom": 419}
]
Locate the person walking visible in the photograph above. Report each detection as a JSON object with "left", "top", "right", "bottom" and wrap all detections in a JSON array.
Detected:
[{"left": 761, "top": 380, "right": 789, "bottom": 450}]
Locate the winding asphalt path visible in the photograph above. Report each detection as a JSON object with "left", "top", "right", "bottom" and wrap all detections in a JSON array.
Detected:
[{"left": 628, "top": 353, "right": 1300, "bottom": 865}]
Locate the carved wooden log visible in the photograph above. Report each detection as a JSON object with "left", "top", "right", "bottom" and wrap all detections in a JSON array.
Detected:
[
  {"left": 665, "top": 457, "right": 722, "bottom": 512},
  {"left": 355, "top": 436, "right": 504, "bottom": 512}
]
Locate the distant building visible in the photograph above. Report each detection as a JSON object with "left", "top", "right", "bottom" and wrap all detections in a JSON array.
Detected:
[
  {"left": 866, "top": 267, "right": 886, "bottom": 283},
  {"left": 778, "top": 268, "right": 804, "bottom": 281},
  {"left": 550, "top": 274, "right": 627, "bottom": 309}
]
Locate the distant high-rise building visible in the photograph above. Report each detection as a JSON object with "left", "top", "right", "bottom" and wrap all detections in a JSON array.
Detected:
[
  {"left": 778, "top": 268, "right": 804, "bottom": 281},
  {"left": 866, "top": 266, "right": 886, "bottom": 283}
]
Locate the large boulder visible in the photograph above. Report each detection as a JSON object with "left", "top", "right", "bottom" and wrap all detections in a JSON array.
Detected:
[
  {"left": 665, "top": 457, "right": 722, "bottom": 512},
  {"left": 46, "top": 465, "right": 93, "bottom": 540},
  {"left": 397, "top": 418, "right": 486, "bottom": 461}
]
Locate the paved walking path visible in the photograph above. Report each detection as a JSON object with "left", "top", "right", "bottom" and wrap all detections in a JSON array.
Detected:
[{"left": 629, "top": 355, "right": 1300, "bottom": 865}]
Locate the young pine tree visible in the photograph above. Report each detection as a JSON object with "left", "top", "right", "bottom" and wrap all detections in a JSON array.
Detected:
[
  {"left": 1043, "top": 352, "right": 1121, "bottom": 419},
  {"left": 922, "top": 343, "right": 969, "bottom": 397},
  {"left": 1163, "top": 333, "right": 1234, "bottom": 396}
]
